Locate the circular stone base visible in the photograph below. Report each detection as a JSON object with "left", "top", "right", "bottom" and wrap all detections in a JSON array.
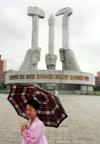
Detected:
[{"left": 5, "top": 70, "right": 95, "bottom": 93}]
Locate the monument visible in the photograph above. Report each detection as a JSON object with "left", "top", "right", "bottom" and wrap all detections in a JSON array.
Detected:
[{"left": 5, "top": 6, "right": 95, "bottom": 94}]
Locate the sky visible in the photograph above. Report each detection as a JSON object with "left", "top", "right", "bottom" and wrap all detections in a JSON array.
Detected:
[{"left": 0, "top": 0, "right": 100, "bottom": 75}]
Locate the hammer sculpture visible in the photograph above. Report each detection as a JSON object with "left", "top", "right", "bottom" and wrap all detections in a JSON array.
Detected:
[
  {"left": 28, "top": 6, "right": 45, "bottom": 50},
  {"left": 19, "top": 7, "right": 45, "bottom": 72}
]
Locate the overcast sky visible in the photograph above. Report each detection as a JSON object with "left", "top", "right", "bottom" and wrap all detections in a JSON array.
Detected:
[{"left": 0, "top": 0, "right": 100, "bottom": 75}]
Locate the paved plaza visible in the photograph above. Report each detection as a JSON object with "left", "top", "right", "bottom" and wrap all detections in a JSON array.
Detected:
[{"left": 0, "top": 94, "right": 100, "bottom": 144}]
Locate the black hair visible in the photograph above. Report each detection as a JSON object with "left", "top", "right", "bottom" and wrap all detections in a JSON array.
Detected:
[{"left": 26, "top": 99, "right": 40, "bottom": 110}]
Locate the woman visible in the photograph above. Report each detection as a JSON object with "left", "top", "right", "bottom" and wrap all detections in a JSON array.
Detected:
[{"left": 21, "top": 99, "right": 48, "bottom": 144}]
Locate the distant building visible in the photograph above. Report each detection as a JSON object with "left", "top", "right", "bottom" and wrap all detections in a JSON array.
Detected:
[
  {"left": 0, "top": 55, "right": 6, "bottom": 84},
  {"left": 95, "top": 71, "right": 100, "bottom": 86}
]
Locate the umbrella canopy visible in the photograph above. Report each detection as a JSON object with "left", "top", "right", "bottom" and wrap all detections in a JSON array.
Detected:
[{"left": 8, "top": 84, "right": 68, "bottom": 127}]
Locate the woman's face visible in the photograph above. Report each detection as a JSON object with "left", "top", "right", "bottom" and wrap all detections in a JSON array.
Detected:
[{"left": 25, "top": 104, "right": 37, "bottom": 119}]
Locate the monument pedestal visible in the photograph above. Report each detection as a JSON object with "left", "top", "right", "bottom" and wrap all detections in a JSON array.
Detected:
[{"left": 5, "top": 70, "right": 95, "bottom": 94}]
